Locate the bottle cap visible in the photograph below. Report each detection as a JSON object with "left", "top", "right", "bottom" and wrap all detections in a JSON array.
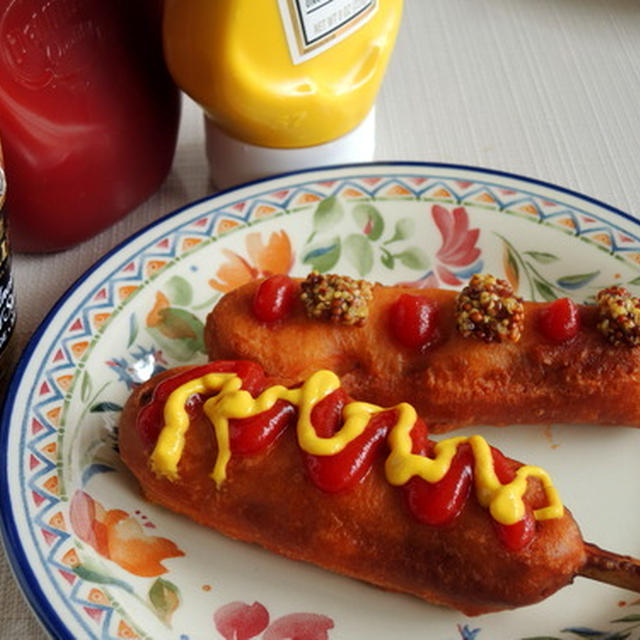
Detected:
[{"left": 205, "top": 108, "right": 376, "bottom": 190}]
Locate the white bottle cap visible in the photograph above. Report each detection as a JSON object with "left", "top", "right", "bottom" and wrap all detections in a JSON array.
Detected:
[{"left": 205, "top": 108, "right": 376, "bottom": 190}]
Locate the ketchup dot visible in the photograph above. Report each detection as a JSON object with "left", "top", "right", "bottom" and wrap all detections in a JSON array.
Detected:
[
  {"left": 538, "top": 297, "right": 580, "bottom": 342},
  {"left": 495, "top": 510, "right": 536, "bottom": 551},
  {"left": 389, "top": 294, "right": 437, "bottom": 348},
  {"left": 251, "top": 275, "right": 297, "bottom": 322}
]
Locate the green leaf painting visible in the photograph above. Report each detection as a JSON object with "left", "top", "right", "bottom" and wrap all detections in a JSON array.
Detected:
[
  {"left": 149, "top": 578, "right": 181, "bottom": 624},
  {"left": 524, "top": 251, "right": 559, "bottom": 264},
  {"left": 90, "top": 402, "right": 123, "bottom": 413},
  {"left": 81, "top": 371, "right": 92, "bottom": 403},
  {"left": 303, "top": 197, "right": 431, "bottom": 277},
  {"left": 147, "top": 308, "right": 206, "bottom": 361},
  {"left": 165, "top": 275, "right": 193, "bottom": 306},
  {"left": 74, "top": 563, "right": 133, "bottom": 593},
  {"left": 497, "top": 233, "right": 604, "bottom": 302},
  {"left": 352, "top": 203, "right": 384, "bottom": 241},
  {"left": 556, "top": 271, "right": 600, "bottom": 290},
  {"left": 533, "top": 279, "right": 557, "bottom": 302},
  {"left": 504, "top": 245, "right": 520, "bottom": 290},
  {"left": 302, "top": 237, "right": 341, "bottom": 272},
  {"left": 385, "top": 217, "right": 415, "bottom": 244},
  {"left": 610, "top": 615, "right": 640, "bottom": 623},
  {"left": 312, "top": 196, "right": 344, "bottom": 233},
  {"left": 156, "top": 308, "right": 203, "bottom": 341},
  {"left": 344, "top": 234, "right": 374, "bottom": 276},
  {"left": 396, "top": 247, "right": 430, "bottom": 270},
  {"left": 127, "top": 314, "right": 139, "bottom": 348},
  {"left": 380, "top": 250, "right": 395, "bottom": 269}
]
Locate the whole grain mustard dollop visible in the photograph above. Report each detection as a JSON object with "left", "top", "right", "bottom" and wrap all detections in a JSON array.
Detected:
[
  {"left": 456, "top": 274, "right": 525, "bottom": 343},
  {"left": 596, "top": 286, "right": 640, "bottom": 346},
  {"left": 300, "top": 272, "right": 373, "bottom": 326}
]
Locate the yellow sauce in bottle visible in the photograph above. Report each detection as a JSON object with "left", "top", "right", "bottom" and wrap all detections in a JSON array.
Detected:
[
  {"left": 149, "top": 369, "right": 564, "bottom": 527},
  {"left": 162, "top": 0, "right": 403, "bottom": 148}
]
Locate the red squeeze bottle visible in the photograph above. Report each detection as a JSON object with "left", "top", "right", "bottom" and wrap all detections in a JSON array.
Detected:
[{"left": 0, "top": 0, "right": 181, "bottom": 252}]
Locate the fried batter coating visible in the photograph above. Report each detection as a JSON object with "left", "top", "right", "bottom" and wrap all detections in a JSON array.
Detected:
[{"left": 206, "top": 279, "right": 640, "bottom": 431}]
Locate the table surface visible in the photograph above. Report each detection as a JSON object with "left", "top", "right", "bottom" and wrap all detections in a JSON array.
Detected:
[{"left": 2, "top": 1, "right": 640, "bottom": 637}]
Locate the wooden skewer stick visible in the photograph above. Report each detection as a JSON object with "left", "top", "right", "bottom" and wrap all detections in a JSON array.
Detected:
[{"left": 580, "top": 542, "right": 640, "bottom": 592}]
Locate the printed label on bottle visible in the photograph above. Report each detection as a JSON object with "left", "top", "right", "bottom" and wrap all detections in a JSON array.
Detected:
[
  {"left": 0, "top": 169, "right": 16, "bottom": 357},
  {"left": 278, "top": 0, "right": 378, "bottom": 65}
]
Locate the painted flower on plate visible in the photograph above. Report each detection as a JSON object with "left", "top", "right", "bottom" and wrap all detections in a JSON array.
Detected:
[
  {"left": 400, "top": 205, "right": 483, "bottom": 288},
  {"left": 457, "top": 623, "right": 482, "bottom": 640},
  {"left": 214, "top": 601, "right": 270, "bottom": 640},
  {"left": 214, "top": 601, "right": 334, "bottom": 639},
  {"left": 106, "top": 345, "right": 167, "bottom": 389},
  {"left": 432, "top": 204, "right": 482, "bottom": 285},
  {"left": 208, "top": 231, "right": 294, "bottom": 292},
  {"left": 69, "top": 490, "right": 184, "bottom": 577},
  {"left": 263, "top": 613, "right": 334, "bottom": 640},
  {"left": 145, "top": 289, "right": 207, "bottom": 361}
]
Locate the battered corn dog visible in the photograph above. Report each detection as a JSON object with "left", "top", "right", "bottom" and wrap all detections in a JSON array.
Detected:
[
  {"left": 205, "top": 273, "right": 640, "bottom": 431},
  {"left": 119, "top": 361, "right": 640, "bottom": 616}
]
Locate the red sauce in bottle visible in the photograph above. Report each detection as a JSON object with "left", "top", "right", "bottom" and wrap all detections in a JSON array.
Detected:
[{"left": 0, "top": 0, "right": 180, "bottom": 251}]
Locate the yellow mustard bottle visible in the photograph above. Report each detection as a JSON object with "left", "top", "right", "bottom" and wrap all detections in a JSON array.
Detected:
[{"left": 163, "top": 0, "right": 403, "bottom": 188}]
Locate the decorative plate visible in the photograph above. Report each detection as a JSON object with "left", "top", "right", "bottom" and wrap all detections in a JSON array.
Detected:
[{"left": 3, "top": 162, "right": 640, "bottom": 640}]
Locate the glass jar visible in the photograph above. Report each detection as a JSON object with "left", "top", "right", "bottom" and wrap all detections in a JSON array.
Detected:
[
  {"left": 0, "top": 0, "right": 181, "bottom": 252},
  {"left": 0, "top": 147, "right": 16, "bottom": 384}
]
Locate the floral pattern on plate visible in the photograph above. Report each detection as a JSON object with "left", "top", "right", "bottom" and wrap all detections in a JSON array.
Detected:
[{"left": 4, "top": 164, "right": 640, "bottom": 639}]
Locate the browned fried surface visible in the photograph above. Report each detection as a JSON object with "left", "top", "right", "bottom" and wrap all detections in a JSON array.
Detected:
[
  {"left": 206, "top": 280, "right": 640, "bottom": 430},
  {"left": 119, "top": 369, "right": 586, "bottom": 616}
]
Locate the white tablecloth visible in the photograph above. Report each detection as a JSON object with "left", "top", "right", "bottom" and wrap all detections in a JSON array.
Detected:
[{"left": 2, "top": 1, "right": 640, "bottom": 636}]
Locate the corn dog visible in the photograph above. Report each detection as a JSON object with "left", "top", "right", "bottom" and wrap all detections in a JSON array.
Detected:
[
  {"left": 119, "top": 360, "right": 640, "bottom": 616},
  {"left": 205, "top": 273, "right": 640, "bottom": 431}
]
